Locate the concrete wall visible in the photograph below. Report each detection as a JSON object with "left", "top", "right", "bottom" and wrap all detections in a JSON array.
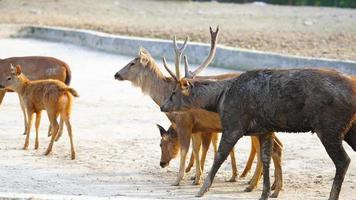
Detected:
[{"left": 14, "top": 25, "right": 356, "bottom": 74}]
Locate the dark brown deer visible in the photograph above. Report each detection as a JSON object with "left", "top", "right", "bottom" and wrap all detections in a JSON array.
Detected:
[
  {"left": 0, "top": 56, "right": 71, "bottom": 137},
  {"left": 0, "top": 64, "right": 78, "bottom": 159},
  {"left": 115, "top": 27, "right": 283, "bottom": 196},
  {"left": 161, "top": 64, "right": 356, "bottom": 199}
]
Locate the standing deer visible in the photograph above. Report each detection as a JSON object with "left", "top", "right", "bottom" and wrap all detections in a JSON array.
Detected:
[
  {"left": 115, "top": 27, "right": 283, "bottom": 196},
  {"left": 0, "top": 64, "right": 78, "bottom": 159},
  {"left": 161, "top": 63, "right": 356, "bottom": 199},
  {"left": 0, "top": 56, "right": 71, "bottom": 137}
]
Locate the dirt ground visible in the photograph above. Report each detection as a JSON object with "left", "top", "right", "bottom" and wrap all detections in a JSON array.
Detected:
[
  {"left": 0, "top": 0, "right": 356, "bottom": 60},
  {"left": 0, "top": 38, "right": 355, "bottom": 200}
]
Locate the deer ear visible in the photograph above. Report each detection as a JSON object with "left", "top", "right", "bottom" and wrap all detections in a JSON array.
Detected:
[
  {"left": 156, "top": 124, "right": 167, "bottom": 137},
  {"left": 10, "top": 64, "right": 16, "bottom": 74},
  {"left": 140, "top": 56, "right": 149, "bottom": 66},
  {"left": 180, "top": 79, "right": 190, "bottom": 96},
  {"left": 15, "top": 64, "right": 22, "bottom": 75}
]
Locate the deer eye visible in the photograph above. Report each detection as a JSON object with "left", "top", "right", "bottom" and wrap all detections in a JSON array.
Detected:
[{"left": 7, "top": 77, "right": 11, "bottom": 81}]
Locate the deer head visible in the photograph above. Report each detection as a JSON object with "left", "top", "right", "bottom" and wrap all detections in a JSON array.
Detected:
[
  {"left": 160, "top": 26, "right": 220, "bottom": 112},
  {"left": 157, "top": 124, "right": 179, "bottom": 168},
  {"left": 3, "top": 64, "right": 24, "bottom": 91},
  {"left": 114, "top": 48, "right": 153, "bottom": 82}
]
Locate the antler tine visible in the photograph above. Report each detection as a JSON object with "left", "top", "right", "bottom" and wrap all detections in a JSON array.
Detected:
[
  {"left": 183, "top": 55, "right": 192, "bottom": 78},
  {"left": 190, "top": 25, "right": 220, "bottom": 78},
  {"left": 162, "top": 57, "right": 178, "bottom": 81},
  {"left": 173, "top": 36, "right": 189, "bottom": 80}
]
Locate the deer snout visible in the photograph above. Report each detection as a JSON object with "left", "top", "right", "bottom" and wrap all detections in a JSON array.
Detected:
[
  {"left": 160, "top": 161, "right": 168, "bottom": 168},
  {"left": 160, "top": 105, "right": 168, "bottom": 112},
  {"left": 0, "top": 84, "right": 4, "bottom": 89},
  {"left": 114, "top": 72, "right": 123, "bottom": 80}
]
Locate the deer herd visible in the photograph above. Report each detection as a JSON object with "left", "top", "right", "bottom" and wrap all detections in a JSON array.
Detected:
[{"left": 0, "top": 26, "right": 355, "bottom": 200}]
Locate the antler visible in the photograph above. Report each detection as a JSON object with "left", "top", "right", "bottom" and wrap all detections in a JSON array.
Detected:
[
  {"left": 184, "top": 26, "right": 219, "bottom": 78},
  {"left": 162, "top": 57, "right": 178, "bottom": 81},
  {"left": 162, "top": 36, "right": 189, "bottom": 80}
]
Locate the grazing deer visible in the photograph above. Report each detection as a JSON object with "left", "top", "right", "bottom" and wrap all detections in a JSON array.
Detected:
[
  {"left": 0, "top": 64, "right": 78, "bottom": 160},
  {"left": 0, "top": 56, "right": 71, "bottom": 137},
  {"left": 161, "top": 63, "right": 356, "bottom": 199},
  {"left": 115, "top": 27, "right": 283, "bottom": 196},
  {"left": 157, "top": 124, "right": 238, "bottom": 181}
]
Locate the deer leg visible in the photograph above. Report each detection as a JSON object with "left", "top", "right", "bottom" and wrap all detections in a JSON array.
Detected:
[
  {"left": 23, "top": 111, "right": 34, "bottom": 150},
  {"left": 45, "top": 111, "right": 59, "bottom": 156},
  {"left": 259, "top": 132, "right": 273, "bottom": 200},
  {"left": 55, "top": 117, "right": 64, "bottom": 142},
  {"left": 18, "top": 95, "right": 28, "bottom": 135},
  {"left": 245, "top": 136, "right": 263, "bottom": 192},
  {"left": 172, "top": 129, "right": 190, "bottom": 186},
  {"left": 240, "top": 137, "right": 256, "bottom": 178},
  {"left": 201, "top": 133, "right": 213, "bottom": 173},
  {"left": 186, "top": 151, "right": 194, "bottom": 173},
  {"left": 227, "top": 147, "right": 238, "bottom": 182},
  {"left": 270, "top": 137, "right": 283, "bottom": 198},
  {"left": 192, "top": 134, "right": 202, "bottom": 185},
  {"left": 48, "top": 124, "right": 52, "bottom": 137},
  {"left": 63, "top": 114, "right": 75, "bottom": 160},
  {"left": 197, "top": 128, "right": 243, "bottom": 197},
  {"left": 34, "top": 112, "right": 41, "bottom": 150},
  {"left": 211, "top": 132, "right": 218, "bottom": 155},
  {"left": 316, "top": 131, "right": 350, "bottom": 200}
]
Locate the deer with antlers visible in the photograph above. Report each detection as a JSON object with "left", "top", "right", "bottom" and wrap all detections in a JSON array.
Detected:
[
  {"left": 161, "top": 54, "right": 356, "bottom": 199},
  {"left": 0, "top": 64, "right": 78, "bottom": 159},
  {"left": 115, "top": 27, "right": 283, "bottom": 196},
  {"left": 0, "top": 56, "right": 71, "bottom": 138}
]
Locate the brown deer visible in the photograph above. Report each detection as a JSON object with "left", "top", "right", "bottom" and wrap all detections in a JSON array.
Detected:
[
  {"left": 0, "top": 64, "right": 78, "bottom": 160},
  {"left": 157, "top": 123, "right": 283, "bottom": 194},
  {"left": 115, "top": 27, "right": 283, "bottom": 196},
  {"left": 156, "top": 124, "right": 238, "bottom": 181},
  {"left": 160, "top": 64, "right": 356, "bottom": 199},
  {"left": 0, "top": 56, "right": 71, "bottom": 137}
]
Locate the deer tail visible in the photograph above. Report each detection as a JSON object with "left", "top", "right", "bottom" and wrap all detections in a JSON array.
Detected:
[{"left": 67, "top": 88, "right": 79, "bottom": 97}]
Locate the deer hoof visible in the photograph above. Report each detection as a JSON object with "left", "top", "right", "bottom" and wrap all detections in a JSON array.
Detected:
[
  {"left": 193, "top": 178, "right": 201, "bottom": 185},
  {"left": 259, "top": 192, "right": 270, "bottom": 200},
  {"left": 185, "top": 167, "right": 192, "bottom": 173},
  {"left": 244, "top": 186, "right": 254, "bottom": 192},
  {"left": 227, "top": 176, "right": 237, "bottom": 182},
  {"left": 270, "top": 191, "right": 280, "bottom": 198},
  {"left": 171, "top": 180, "right": 180, "bottom": 186},
  {"left": 44, "top": 149, "right": 51, "bottom": 156}
]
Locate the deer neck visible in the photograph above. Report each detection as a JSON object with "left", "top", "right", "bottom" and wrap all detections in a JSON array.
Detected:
[
  {"left": 191, "top": 79, "right": 234, "bottom": 113},
  {"left": 13, "top": 75, "right": 30, "bottom": 96},
  {"left": 139, "top": 62, "right": 175, "bottom": 106}
]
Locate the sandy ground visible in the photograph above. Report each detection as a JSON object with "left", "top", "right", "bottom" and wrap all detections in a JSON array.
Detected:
[
  {"left": 0, "top": 0, "right": 356, "bottom": 61},
  {"left": 0, "top": 38, "right": 355, "bottom": 200}
]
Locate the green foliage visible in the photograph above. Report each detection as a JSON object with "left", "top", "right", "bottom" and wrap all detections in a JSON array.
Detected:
[{"left": 214, "top": 0, "right": 356, "bottom": 8}]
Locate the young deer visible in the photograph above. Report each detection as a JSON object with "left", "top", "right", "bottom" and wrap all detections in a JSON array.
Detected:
[
  {"left": 0, "top": 56, "right": 71, "bottom": 136},
  {"left": 0, "top": 64, "right": 78, "bottom": 160},
  {"left": 156, "top": 124, "right": 238, "bottom": 181},
  {"left": 115, "top": 27, "right": 283, "bottom": 196},
  {"left": 161, "top": 65, "right": 356, "bottom": 199}
]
